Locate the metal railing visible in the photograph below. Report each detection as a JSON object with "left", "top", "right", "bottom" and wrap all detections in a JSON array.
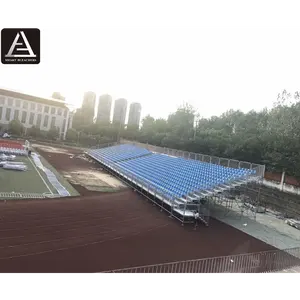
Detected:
[
  {"left": 103, "top": 247, "right": 300, "bottom": 273},
  {"left": 120, "top": 139, "right": 266, "bottom": 179},
  {"left": 0, "top": 192, "right": 61, "bottom": 200}
]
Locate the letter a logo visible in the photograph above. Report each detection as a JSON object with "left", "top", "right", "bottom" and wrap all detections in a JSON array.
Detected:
[
  {"left": 1, "top": 28, "right": 40, "bottom": 64},
  {"left": 5, "top": 31, "right": 36, "bottom": 58}
]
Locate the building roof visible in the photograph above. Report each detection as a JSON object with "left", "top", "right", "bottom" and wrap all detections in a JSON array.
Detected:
[{"left": 0, "top": 88, "right": 69, "bottom": 109}]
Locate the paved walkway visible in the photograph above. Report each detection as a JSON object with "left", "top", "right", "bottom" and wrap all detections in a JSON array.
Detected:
[{"left": 274, "top": 266, "right": 300, "bottom": 273}]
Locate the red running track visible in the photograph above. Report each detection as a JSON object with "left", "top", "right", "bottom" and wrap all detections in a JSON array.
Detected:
[{"left": 0, "top": 190, "right": 275, "bottom": 272}]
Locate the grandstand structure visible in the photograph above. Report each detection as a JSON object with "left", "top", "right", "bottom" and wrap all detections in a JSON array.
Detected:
[{"left": 88, "top": 142, "right": 265, "bottom": 226}]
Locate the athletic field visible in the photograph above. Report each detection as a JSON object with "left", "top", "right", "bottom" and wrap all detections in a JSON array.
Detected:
[{"left": 0, "top": 154, "right": 78, "bottom": 198}]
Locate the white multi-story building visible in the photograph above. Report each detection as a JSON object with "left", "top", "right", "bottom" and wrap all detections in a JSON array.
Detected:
[{"left": 0, "top": 88, "right": 73, "bottom": 140}]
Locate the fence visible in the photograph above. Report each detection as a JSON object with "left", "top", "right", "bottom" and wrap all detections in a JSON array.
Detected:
[
  {"left": 120, "top": 139, "right": 266, "bottom": 179},
  {"left": 103, "top": 247, "right": 300, "bottom": 273},
  {"left": 0, "top": 192, "right": 60, "bottom": 200}
]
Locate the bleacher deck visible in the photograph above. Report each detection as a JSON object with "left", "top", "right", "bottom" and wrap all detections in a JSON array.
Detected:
[{"left": 88, "top": 144, "right": 260, "bottom": 224}]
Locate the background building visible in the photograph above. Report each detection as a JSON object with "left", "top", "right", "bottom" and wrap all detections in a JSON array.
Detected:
[
  {"left": 0, "top": 88, "right": 72, "bottom": 139},
  {"left": 96, "top": 94, "right": 112, "bottom": 124},
  {"left": 112, "top": 98, "right": 128, "bottom": 126},
  {"left": 128, "top": 102, "right": 142, "bottom": 127},
  {"left": 81, "top": 91, "right": 96, "bottom": 125}
]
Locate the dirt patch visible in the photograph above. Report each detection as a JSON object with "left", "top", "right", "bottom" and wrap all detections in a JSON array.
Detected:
[
  {"left": 34, "top": 146, "right": 126, "bottom": 196},
  {"left": 32, "top": 144, "right": 73, "bottom": 155},
  {"left": 64, "top": 170, "right": 126, "bottom": 192}
]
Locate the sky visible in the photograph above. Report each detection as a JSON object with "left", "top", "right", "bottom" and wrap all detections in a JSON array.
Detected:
[{"left": 1, "top": 1, "right": 300, "bottom": 121}]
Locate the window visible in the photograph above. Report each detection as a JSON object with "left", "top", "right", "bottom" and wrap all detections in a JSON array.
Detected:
[
  {"left": 63, "top": 109, "right": 67, "bottom": 117},
  {"left": 37, "top": 104, "right": 42, "bottom": 112},
  {"left": 0, "top": 107, "right": 3, "bottom": 120},
  {"left": 50, "top": 116, "right": 56, "bottom": 128},
  {"left": 0, "top": 96, "right": 5, "bottom": 105},
  {"left": 50, "top": 107, "right": 56, "bottom": 114},
  {"left": 14, "top": 110, "right": 19, "bottom": 120},
  {"left": 15, "top": 99, "right": 21, "bottom": 107},
  {"left": 29, "top": 112, "right": 35, "bottom": 125},
  {"left": 44, "top": 106, "right": 49, "bottom": 113},
  {"left": 57, "top": 108, "right": 62, "bottom": 116},
  {"left": 43, "top": 115, "right": 49, "bottom": 127},
  {"left": 36, "top": 114, "right": 42, "bottom": 127},
  {"left": 5, "top": 108, "right": 11, "bottom": 121},
  {"left": 8, "top": 98, "right": 13, "bottom": 106},
  {"left": 21, "top": 111, "right": 27, "bottom": 123},
  {"left": 23, "top": 101, "right": 28, "bottom": 109},
  {"left": 30, "top": 103, "right": 36, "bottom": 111}
]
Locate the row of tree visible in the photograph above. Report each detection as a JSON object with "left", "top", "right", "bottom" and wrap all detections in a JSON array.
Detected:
[{"left": 70, "top": 90, "right": 300, "bottom": 178}]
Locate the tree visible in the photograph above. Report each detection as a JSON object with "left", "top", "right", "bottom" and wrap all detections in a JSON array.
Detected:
[
  {"left": 66, "top": 128, "right": 78, "bottom": 142},
  {"left": 47, "top": 127, "right": 59, "bottom": 140},
  {"left": 52, "top": 92, "right": 65, "bottom": 101},
  {"left": 63, "top": 96, "right": 300, "bottom": 178},
  {"left": 8, "top": 120, "right": 24, "bottom": 136},
  {"left": 27, "top": 126, "right": 42, "bottom": 138}
]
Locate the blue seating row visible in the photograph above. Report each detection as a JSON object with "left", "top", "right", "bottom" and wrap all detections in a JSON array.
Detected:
[
  {"left": 88, "top": 144, "right": 257, "bottom": 200},
  {"left": 88, "top": 144, "right": 151, "bottom": 163},
  {"left": 117, "top": 154, "right": 256, "bottom": 199}
]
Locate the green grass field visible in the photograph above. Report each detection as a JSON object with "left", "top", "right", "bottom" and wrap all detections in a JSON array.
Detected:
[
  {"left": 0, "top": 156, "right": 51, "bottom": 194},
  {"left": 0, "top": 155, "right": 79, "bottom": 198}
]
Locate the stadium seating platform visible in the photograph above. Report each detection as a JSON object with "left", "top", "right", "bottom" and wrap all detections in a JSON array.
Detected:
[{"left": 88, "top": 144, "right": 259, "bottom": 220}]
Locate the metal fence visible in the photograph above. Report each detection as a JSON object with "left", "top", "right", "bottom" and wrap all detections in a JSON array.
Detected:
[
  {"left": 0, "top": 192, "right": 61, "bottom": 200},
  {"left": 120, "top": 139, "right": 266, "bottom": 178},
  {"left": 103, "top": 247, "right": 300, "bottom": 273}
]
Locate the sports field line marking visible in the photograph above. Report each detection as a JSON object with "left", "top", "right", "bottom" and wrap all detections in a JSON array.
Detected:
[
  {"left": 0, "top": 223, "right": 169, "bottom": 260},
  {"left": 28, "top": 156, "right": 53, "bottom": 195}
]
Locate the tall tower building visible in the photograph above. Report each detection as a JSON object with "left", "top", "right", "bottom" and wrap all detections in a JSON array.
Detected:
[
  {"left": 82, "top": 91, "right": 96, "bottom": 110},
  {"left": 112, "top": 98, "right": 128, "bottom": 125},
  {"left": 128, "top": 102, "right": 142, "bottom": 127},
  {"left": 81, "top": 91, "right": 96, "bottom": 125},
  {"left": 96, "top": 94, "right": 112, "bottom": 124}
]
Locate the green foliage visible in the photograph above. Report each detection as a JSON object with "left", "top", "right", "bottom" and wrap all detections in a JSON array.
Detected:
[
  {"left": 66, "top": 128, "right": 78, "bottom": 142},
  {"left": 8, "top": 120, "right": 24, "bottom": 135},
  {"left": 65, "top": 91, "right": 300, "bottom": 178},
  {"left": 47, "top": 127, "right": 60, "bottom": 140},
  {"left": 27, "top": 126, "right": 42, "bottom": 138}
]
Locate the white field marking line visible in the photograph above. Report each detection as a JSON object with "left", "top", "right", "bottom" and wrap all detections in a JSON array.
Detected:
[
  {"left": 0, "top": 201, "right": 144, "bottom": 220},
  {"left": 0, "top": 206, "right": 149, "bottom": 226},
  {"left": 0, "top": 223, "right": 169, "bottom": 260},
  {"left": 0, "top": 215, "right": 160, "bottom": 248},
  {"left": 28, "top": 156, "right": 53, "bottom": 195},
  {"left": 0, "top": 215, "right": 114, "bottom": 232},
  {"left": 0, "top": 207, "right": 156, "bottom": 233}
]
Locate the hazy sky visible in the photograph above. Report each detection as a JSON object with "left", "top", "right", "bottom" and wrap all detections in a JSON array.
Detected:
[{"left": 1, "top": 4, "right": 300, "bottom": 121}]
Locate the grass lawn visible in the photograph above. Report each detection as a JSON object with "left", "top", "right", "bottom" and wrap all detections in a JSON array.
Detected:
[
  {"left": 0, "top": 154, "right": 79, "bottom": 197},
  {"left": 0, "top": 156, "right": 51, "bottom": 194}
]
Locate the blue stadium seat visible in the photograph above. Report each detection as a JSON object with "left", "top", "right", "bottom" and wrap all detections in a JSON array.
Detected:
[{"left": 88, "top": 144, "right": 257, "bottom": 201}]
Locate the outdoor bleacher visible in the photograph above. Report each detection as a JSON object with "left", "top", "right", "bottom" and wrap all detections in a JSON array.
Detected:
[
  {"left": 118, "top": 154, "right": 256, "bottom": 199},
  {"left": 88, "top": 144, "right": 151, "bottom": 163},
  {"left": 87, "top": 144, "right": 261, "bottom": 225},
  {"left": 0, "top": 140, "right": 27, "bottom": 156}
]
